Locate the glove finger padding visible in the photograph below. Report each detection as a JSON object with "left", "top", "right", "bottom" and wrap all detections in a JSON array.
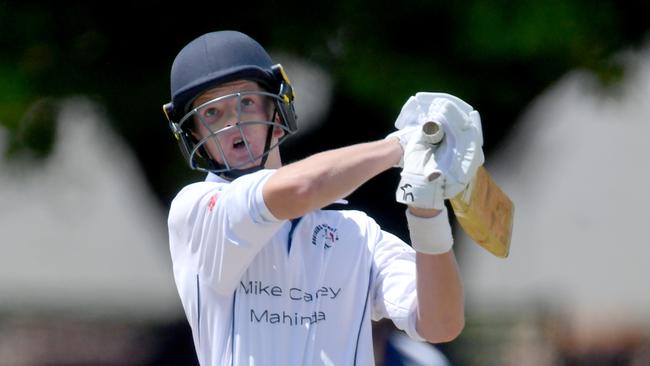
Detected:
[
  {"left": 388, "top": 96, "right": 427, "bottom": 168},
  {"left": 415, "top": 92, "right": 473, "bottom": 115},
  {"left": 385, "top": 125, "right": 420, "bottom": 167},
  {"left": 396, "top": 130, "right": 445, "bottom": 210},
  {"left": 391, "top": 95, "right": 461, "bottom": 166},
  {"left": 425, "top": 99, "right": 485, "bottom": 198},
  {"left": 446, "top": 113, "right": 484, "bottom": 197},
  {"left": 392, "top": 91, "right": 485, "bottom": 200},
  {"left": 394, "top": 96, "right": 420, "bottom": 130}
]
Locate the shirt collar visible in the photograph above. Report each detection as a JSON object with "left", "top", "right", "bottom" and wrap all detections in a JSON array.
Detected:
[{"left": 205, "top": 172, "right": 229, "bottom": 183}]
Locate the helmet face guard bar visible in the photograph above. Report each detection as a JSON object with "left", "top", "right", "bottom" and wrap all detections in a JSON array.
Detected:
[{"left": 165, "top": 90, "right": 296, "bottom": 174}]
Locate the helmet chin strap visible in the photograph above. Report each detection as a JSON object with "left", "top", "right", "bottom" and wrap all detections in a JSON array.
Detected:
[{"left": 217, "top": 110, "right": 278, "bottom": 181}]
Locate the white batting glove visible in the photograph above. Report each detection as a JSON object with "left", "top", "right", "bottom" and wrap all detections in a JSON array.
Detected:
[
  {"left": 386, "top": 96, "right": 426, "bottom": 167},
  {"left": 419, "top": 95, "right": 484, "bottom": 198},
  {"left": 385, "top": 125, "right": 419, "bottom": 167},
  {"left": 393, "top": 93, "right": 473, "bottom": 131},
  {"left": 387, "top": 95, "right": 447, "bottom": 168},
  {"left": 388, "top": 93, "right": 478, "bottom": 166},
  {"left": 395, "top": 128, "right": 445, "bottom": 210},
  {"left": 394, "top": 92, "right": 484, "bottom": 196}
]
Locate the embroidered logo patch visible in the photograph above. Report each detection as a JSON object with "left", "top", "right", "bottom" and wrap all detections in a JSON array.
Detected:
[{"left": 311, "top": 224, "right": 339, "bottom": 249}]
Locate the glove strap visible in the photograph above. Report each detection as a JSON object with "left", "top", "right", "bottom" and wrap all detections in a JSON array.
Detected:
[{"left": 405, "top": 206, "right": 453, "bottom": 254}]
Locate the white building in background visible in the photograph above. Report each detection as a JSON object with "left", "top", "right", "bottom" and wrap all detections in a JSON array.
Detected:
[
  {"left": 460, "top": 43, "right": 650, "bottom": 333},
  {"left": 0, "top": 99, "right": 181, "bottom": 320}
]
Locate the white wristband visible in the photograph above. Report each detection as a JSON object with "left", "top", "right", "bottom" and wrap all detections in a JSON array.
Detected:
[{"left": 405, "top": 206, "right": 453, "bottom": 254}]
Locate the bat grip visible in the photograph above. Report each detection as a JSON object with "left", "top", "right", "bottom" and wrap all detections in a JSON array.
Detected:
[{"left": 422, "top": 120, "right": 444, "bottom": 144}]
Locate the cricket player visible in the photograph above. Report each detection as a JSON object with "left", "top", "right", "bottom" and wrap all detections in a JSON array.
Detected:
[{"left": 163, "top": 30, "right": 482, "bottom": 365}]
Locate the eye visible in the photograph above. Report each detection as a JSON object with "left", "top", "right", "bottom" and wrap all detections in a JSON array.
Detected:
[
  {"left": 240, "top": 97, "right": 255, "bottom": 108},
  {"left": 204, "top": 107, "right": 217, "bottom": 117},
  {"left": 198, "top": 106, "right": 224, "bottom": 127}
]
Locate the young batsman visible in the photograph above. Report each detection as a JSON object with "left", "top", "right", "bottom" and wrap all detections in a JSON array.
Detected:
[{"left": 163, "top": 30, "right": 482, "bottom": 365}]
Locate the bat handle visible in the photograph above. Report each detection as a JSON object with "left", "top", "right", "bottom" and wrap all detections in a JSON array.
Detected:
[{"left": 422, "top": 120, "right": 444, "bottom": 144}]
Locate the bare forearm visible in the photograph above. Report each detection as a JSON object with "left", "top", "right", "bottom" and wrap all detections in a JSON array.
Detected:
[
  {"left": 409, "top": 207, "right": 465, "bottom": 343},
  {"left": 264, "top": 139, "right": 401, "bottom": 219},
  {"left": 415, "top": 251, "right": 464, "bottom": 343}
]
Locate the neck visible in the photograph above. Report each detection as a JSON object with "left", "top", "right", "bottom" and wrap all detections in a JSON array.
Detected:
[{"left": 265, "top": 149, "right": 283, "bottom": 169}]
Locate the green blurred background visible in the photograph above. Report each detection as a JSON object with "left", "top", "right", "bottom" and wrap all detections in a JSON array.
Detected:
[
  {"left": 2, "top": 1, "right": 649, "bottom": 365},
  {"left": 3, "top": 0, "right": 645, "bottom": 206}
]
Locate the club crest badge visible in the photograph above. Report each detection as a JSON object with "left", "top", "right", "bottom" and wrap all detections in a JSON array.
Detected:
[{"left": 311, "top": 224, "right": 339, "bottom": 249}]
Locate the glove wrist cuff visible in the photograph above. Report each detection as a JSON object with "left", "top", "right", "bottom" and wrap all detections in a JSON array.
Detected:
[{"left": 405, "top": 206, "right": 453, "bottom": 255}]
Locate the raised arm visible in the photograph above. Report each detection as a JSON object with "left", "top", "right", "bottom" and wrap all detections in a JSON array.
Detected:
[
  {"left": 409, "top": 207, "right": 465, "bottom": 343},
  {"left": 389, "top": 93, "right": 484, "bottom": 343},
  {"left": 263, "top": 139, "right": 402, "bottom": 220}
]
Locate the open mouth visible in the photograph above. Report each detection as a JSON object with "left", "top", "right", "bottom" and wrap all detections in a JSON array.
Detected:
[{"left": 233, "top": 138, "right": 246, "bottom": 149}]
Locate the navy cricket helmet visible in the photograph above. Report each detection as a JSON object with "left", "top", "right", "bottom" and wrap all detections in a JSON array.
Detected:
[{"left": 162, "top": 30, "right": 297, "bottom": 178}]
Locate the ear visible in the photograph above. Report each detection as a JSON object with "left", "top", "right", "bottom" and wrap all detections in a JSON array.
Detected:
[
  {"left": 271, "top": 110, "right": 285, "bottom": 138},
  {"left": 188, "top": 118, "right": 205, "bottom": 141},
  {"left": 272, "top": 125, "right": 286, "bottom": 138}
]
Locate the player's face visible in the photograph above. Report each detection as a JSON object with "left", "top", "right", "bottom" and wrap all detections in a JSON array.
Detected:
[{"left": 190, "top": 80, "right": 283, "bottom": 169}]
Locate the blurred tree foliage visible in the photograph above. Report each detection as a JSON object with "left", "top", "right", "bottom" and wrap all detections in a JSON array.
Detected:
[{"left": 1, "top": 0, "right": 648, "bottom": 221}]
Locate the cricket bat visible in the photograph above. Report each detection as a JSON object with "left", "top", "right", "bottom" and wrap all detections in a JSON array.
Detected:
[{"left": 422, "top": 121, "right": 514, "bottom": 258}]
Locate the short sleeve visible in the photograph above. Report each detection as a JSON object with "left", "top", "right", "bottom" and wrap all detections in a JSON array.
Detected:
[
  {"left": 370, "top": 228, "right": 425, "bottom": 341},
  {"left": 168, "top": 169, "right": 286, "bottom": 294}
]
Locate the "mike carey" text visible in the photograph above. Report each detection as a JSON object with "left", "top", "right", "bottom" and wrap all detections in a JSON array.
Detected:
[{"left": 239, "top": 280, "right": 341, "bottom": 301}]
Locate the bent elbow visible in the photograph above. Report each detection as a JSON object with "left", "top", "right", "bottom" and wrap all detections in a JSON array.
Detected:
[
  {"left": 420, "top": 315, "right": 465, "bottom": 344},
  {"left": 441, "top": 317, "right": 465, "bottom": 343}
]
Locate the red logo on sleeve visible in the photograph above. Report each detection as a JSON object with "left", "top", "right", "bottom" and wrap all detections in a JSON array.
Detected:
[{"left": 207, "top": 193, "right": 219, "bottom": 212}]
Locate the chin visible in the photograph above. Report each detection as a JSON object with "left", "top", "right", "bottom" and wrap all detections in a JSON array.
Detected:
[{"left": 229, "top": 156, "right": 265, "bottom": 170}]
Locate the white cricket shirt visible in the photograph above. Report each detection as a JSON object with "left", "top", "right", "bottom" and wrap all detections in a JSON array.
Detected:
[{"left": 168, "top": 170, "right": 424, "bottom": 366}]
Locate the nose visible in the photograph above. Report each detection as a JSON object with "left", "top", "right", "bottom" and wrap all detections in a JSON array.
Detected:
[
  {"left": 223, "top": 118, "right": 236, "bottom": 128},
  {"left": 222, "top": 98, "right": 243, "bottom": 128}
]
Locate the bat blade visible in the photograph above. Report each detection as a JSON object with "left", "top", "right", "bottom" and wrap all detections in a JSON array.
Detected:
[
  {"left": 419, "top": 120, "right": 514, "bottom": 257},
  {"left": 450, "top": 166, "right": 514, "bottom": 258}
]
